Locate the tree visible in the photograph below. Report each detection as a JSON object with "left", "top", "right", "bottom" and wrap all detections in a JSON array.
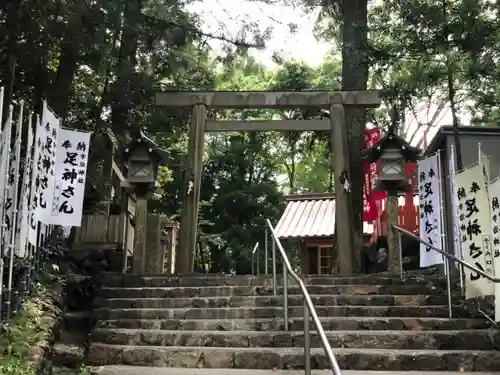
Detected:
[
  {"left": 315, "top": 0, "right": 371, "bottom": 269},
  {"left": 368, "top": 0, "right": 498, "bottom": 163}
]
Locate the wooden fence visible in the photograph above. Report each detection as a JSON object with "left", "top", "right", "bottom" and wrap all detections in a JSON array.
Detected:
[{"left": 74, "top": 215, "right": 123, "bottom": 245}]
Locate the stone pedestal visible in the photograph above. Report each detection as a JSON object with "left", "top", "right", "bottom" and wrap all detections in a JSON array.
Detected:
[
  {"left": 144, "top": 214, "right": 163, "bottom": 273},
  {"left": 132, "top": 198, "right": 148, "bottom": 273}
]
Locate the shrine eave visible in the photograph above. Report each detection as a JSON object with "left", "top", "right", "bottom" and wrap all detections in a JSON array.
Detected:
[{"left": 425, "top": 125, "right": 500, "bottom": 156}]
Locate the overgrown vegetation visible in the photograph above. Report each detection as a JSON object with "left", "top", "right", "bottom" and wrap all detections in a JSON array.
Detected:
[{"left": 0, "top": 279, "right": 60, "bottom": 375}]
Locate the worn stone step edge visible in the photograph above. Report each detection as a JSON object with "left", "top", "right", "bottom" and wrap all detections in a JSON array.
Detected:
[
  {"left": 89, "top": 366, "right": 500, "bottom": 375},
  {"left": 94, "top": 305, "right": 475, "bottom": 319},
  {"left": 94, "top": 317, "right": 491, "bottom": 331},
  {"left": 96, "top": 285, "right": 449, "bottom": 295},
  {"left": 51, "top": 342, "right": 86, "bottom": 369},
  {"left": 96, "top": 282, "right": 450, "bottom": 295},
  {"left": 51, "top": 366, "right": 83, "bottom": 375},
  {"left": 95, "top": 295, "right": 457, "bottom": 308},
  {"left": 92, "top": 328, "right": 498, "bottom": 336},
  {"left": 64, "top": 311, "right": 92, "bottom": 318},
  {"left": 87, "top": 344, "right": 500, "bottom": 371},
  {"left": 97, "top": 275, "right": 451, "bottom": 287},
  {"left": 95, "top": 288, "right": 456, "bottom": 300},
  {"left": 97, "top": 271, "right": 443, "bottom": 278},
  {"left": 90, "top": 328, "right": 500, "bottom": 350}
]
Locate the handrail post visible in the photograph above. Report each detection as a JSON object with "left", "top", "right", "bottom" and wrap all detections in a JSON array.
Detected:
[
  {"left": 398, "top": 231, "right": 403, "bottom": 278},
  {"left": 251, "top": 242, "right": 259, "bottom": 276},
  {"left": 304, "top": 300, "right": 311, "bottom": 375},
  {"left": 272, "top": 236, "right": 277, "bottom": 296},
  {"left": 257, "top": 246, "right": 260, "bottom": 276},
  {"left": 283, "top": 265, "right": 288, "bottom": 331},
  {"left": 459, "top": 264, "right": 465, "bottom": 297},
  {"left": 265, "top": 227, "right": 268, "bottom": 275},
  {"left": 445, "top": 256, "right": 453, "bottom": 319}
]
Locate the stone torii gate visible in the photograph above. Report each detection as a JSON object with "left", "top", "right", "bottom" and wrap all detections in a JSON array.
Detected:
[{"left": 154, "top": 91, "right": 381, "bottom": 275}]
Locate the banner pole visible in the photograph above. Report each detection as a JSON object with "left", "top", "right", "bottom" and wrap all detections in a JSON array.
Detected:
[{"left": 450, "top": 144, "right": 465, "bottom": 296}]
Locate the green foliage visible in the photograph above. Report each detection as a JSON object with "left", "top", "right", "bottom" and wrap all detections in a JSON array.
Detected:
[
  {"left": 0, "top": 282, "right": 59, "bottom": 375},
  {"left": 5, "top": 0, "right": 500, "bottom": 271},
  {"left": 78, "top": 365, "right": 92, "bottom": 375}
]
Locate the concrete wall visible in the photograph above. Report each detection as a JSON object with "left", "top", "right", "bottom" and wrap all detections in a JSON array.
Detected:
[{"left": 450, "top": 135, "right": 500, "bottom": 179}]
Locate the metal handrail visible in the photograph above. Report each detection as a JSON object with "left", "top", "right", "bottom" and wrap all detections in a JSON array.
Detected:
[
  {"left": 393, "top": 225, "right": 500, "bottom": 282},
  {"left": 266, "top": 219, "right": 341, "bottom": 375},
  {"left": 251, "top": 242, "right": 259, "bottom": 275},
  {"left": 393, "top": 224, "right": 500, "bottom": 319}
]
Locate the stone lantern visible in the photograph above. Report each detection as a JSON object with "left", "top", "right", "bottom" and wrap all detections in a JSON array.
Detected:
[
  {"left": 122, "top": 129, "right": 168, "bottom": 273},
  {"left": 122, "top": 130, "right": 168, "bottom": 197},
  {"left": 362, "top": 129, "right": 422, "bottom": 274},
  {"left": 362, "top": 131, "right": 421, "bottom": 193}
]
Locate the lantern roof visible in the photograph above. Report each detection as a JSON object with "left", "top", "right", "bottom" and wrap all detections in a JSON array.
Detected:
[
  {"left": 123, "top": 129, "right": 169, "bottom": 166},
  {"left": 361, "top": 128, "right": 422, "bottom": 164}
]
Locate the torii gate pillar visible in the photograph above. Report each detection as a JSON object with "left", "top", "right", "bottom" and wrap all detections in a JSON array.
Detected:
[{"left": 155, "top": 91, "right": 381, "bottom": 275}]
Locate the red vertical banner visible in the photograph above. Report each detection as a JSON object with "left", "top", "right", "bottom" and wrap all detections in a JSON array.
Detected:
[
  {"left": 404, "top": 162, "right": 418, "bottom": 232},
  {"left": 363, "top": 128, "right": 383, "bottom": 221}
]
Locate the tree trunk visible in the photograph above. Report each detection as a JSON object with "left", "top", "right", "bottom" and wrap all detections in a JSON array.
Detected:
[
  {"left": 50, "top": 38, "right": 81, "bottom": 119},
  {"left": 340, "top": 0, "right": 370, "bottom": 273},
  {"left": 447, "top": 56, "right": 463, "bottom": 171},
  {"left": 111, "top": 0, "right": 142, "bottom": 136},
  {"left": 442, "top": 0, "right": 463, "bottom": 171}
]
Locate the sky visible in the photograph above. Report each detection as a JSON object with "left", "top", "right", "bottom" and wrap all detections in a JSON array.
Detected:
[
  {"left": 185, "top": 0, "right": 330, "bottom": 67},
  {"left": 186, "top": 0, "right": 471, "bottom": 144}
]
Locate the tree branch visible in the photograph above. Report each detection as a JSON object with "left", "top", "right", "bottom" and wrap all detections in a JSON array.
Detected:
[{"left": 142, "top": 13, "right": 265, "bottom": 49}]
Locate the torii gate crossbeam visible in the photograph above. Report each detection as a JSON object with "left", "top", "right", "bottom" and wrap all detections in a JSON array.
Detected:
[{"left": 154, "top": 90, "right": 381, "bottom": 275}]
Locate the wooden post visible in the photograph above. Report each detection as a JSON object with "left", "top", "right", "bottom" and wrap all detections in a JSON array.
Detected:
[
  {"left": 330, "top": 104, "right": 355, "bottom": 275},
  {"left": 132, "top": 198, "right": 148, "bottom": 273},
  {"left": 164, "top": 226, "right": 177, "bottom": 274},
  {"left": 387, "top": 193, "right": 401, "bottom": 274},
  {"left": 176, "top": 104, "right": 206, "bottom": 273}
]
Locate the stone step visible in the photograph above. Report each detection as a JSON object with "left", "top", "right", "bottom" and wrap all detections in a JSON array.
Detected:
[
  {"left": 95, "top": 305, "right": 472, "bottom": 320},
  {"left": 90, "top": 328, "right": 500, "bottom": 351},
  {"left": 87, "top": 344, "right": 500, "bottom": 371},
  {"left": 50, "top": 365, "right": 82, "bottom": 375},
  {"left": 63, "top": 311, "right": 92, "bottom": 332},
  {"left": 95, "top": 317, "right": 491, "bottom": 332},
  {"left": 51, "top": 340, "right": 86, "bottom": 368},
  {"left": 88, "top": 366, "right": 500, "bottom": 375},
  {"left": 97, "top": 285, "right": 449, "bottom": 299},
  {"left": 97, "top": 274, "right": 449, "bottom": 288},
  {"left": 94, "top": 294, "right": 457, "bottom": 309}
]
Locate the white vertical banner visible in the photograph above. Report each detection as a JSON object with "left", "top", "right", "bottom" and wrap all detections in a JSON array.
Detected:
[
  {"left": 47, "top": 129, "right": 91, "bottom": 226},
  {"left": 453, "top": 163, "right": 494, "bottom": 299},
  {"left": 17, "top": 115, "right": 33, "bottom": 256},
  {"left": 0, "top": 107, "right": 13, "bottom": 256},
  {"left": 61, "top": 226, "right": 72, "bottom": 238},
  {"left": 488, "top": 178, "right": 500, "bottom": 321},
  {"left": 2, "top": 149, "right": 15, "bottom": 250},
  {"left": 35, "top": 102, "right": 60, "bottom": 225},
  {"left": 418, "top": 152, "right": 444, "bottom": 267},
  {"left": 4, "top": 102, "right": 23, "bottom": 254},
  {"left": 479, "top": 153, "right": 495, "bottom": 281},
  {"left": 449, "top": 146, "right": 461, "bottom": 261},
  {"left": 28, "top": 116, "right": 41, "bottom": 246},
  {"left": 0, "top": 108, "right": 13, "bottom": 218}
]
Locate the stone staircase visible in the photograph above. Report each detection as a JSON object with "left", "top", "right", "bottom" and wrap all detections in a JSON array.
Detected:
[{"left": 88, "top": 274, "right": 500, "bottom": 373}]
